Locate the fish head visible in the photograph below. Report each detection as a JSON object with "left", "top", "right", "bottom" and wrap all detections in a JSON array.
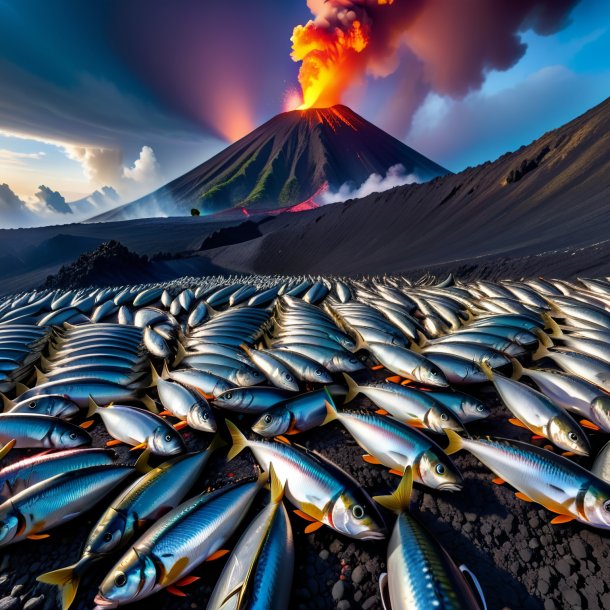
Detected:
[
  {"left": 338, "top": 336, "right": 356, "bottom": 351},
  {"left": 252, "top": 408, "right": 291, "bottom": 437},
  {"left": 417, "top": 450, "right": 463, "bottom": 491},
  {"left": 309, "top": 365, "right": 333, "bottom": 384},
  {"left": 330, "top": 489, "right": 386, "bottom": 540},
  {"left": 52, "top": 424, "right": 92, "bottom": 449},
  {"left": 590, "top": 397, "right": 610, "bottom": 432},
  {"left": 213, "top": 388, "right": 246, "bottom": 410},
  {"left": 423, "top": 405, "right": 464, "bottom": 433},
  {"left": 582, "top": 483, "right": 610, "bottom": 529},
  {"left": 85, "top": 508, "right": 130, "bottom": 559},
  {"left": 151, "top": 426, "right": 186, "bottom": 456},
  {"left": 95, "top": 548, "right": 157, "bottom": 607},
  {"left": 415, "top": 363, "right": 449, "bottom": 387},
  {"left": 236, "top": 368, "right": 265, "bottom": 386},
  {"left": 186, "top": 401, "right": 216, "bottom": 433},
  {"left": 548, "top": 417, "right": 591, "bottom": 456},
  {"left": 0, "top": 507, "right": 20, "bottom": 546},
  {"left": 12, "top": 394, "right": 80, "bottom": 418},
  {"left": 462, "top": 397, "right": 490, "bottom": 421},
  {"left": 336, "top": 354, "right": 364, "bottom": 373}
]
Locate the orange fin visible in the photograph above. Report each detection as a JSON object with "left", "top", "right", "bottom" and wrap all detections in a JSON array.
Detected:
[
  {"left": 304, "top": 521, "right": 324, "bottom": 534},
  {"left": 173, "top": 421, "right": 188, "bottom": 431},
  {"left": 27, "top": 533, "right": 50, "bottom": 540},
  {"left": 406, "top": 419, "right": 424, "bottom": 428},
  {"left": 106, "top": 439, "right": 123, "bottom": 447},
  {"left": 388, "top": 468, "right": 403, "bottom": 476},
  {"left": 492, "top": 477, "right": 505, "bottom": 485},
  {"left": 206, "top": 549, "right": 230, "bottom": 561},
  {"left": 293, "top": 509, "right": 317, "bottom": 522},
  {"left": 362, "top": 454, "right": 382, "bottom": 465},
  {"left": 174, "top": 576, "right": 200, "bottom": 587},
  {"left": 515, "top": 492, "right": 533, "bottom": 502},
  {"left": 166, "top": 586, "right": 187, "bottom": 597},
  {"left": 371, "top": 365, "right": 384, "bottom": 371},
  {"left": 580, "top": 419, "right": 600, "bottom": 431},
  {"left": 159, "top": 410, "right": 173, "bottom": 417},
  {"left": 400, "top": 379, "right": 412, "bottom": 386},
  {"left": 385, "top": 375, "right": 401, "bottom": 383},
  {"left": 544, "top": 445, "right": 555, "bottom": 452},
  {"left": 508, "top": 418, "right": 528, "bottom": 429},
  {"left": 375, "top": 409, "right": 389, "bottom": 416},
  {"left": 276, "top": 436, "right": 291, "bottom": 445},
  {"left": 79, "top": 420, "right": 94, "bottom": 429},
  {"left": 551, "top": 514, "right": 576, "bottom": 524},
  {"left": 561, "top": 451, "right": 575, "bottom": 457},
  {"left": 130, "top": 442, "right": 148, "bottom": 451},
  {"left": 531, "top": 435, "right": 545, "bottom": 441}
]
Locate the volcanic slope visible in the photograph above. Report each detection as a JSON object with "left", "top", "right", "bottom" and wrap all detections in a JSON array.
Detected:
[
  {"left": 94, "top": 105, "right": 449, "bottom": 221},
  {"left": 207, "top": 96, "right": 610, "bottom": 275}
]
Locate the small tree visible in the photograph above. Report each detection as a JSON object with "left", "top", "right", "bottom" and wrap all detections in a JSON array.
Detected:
[{"left": 191, "top": 208, "right": 200, "bottom": 216}]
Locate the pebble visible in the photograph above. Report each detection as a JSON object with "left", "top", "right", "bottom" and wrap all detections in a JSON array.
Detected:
[
  {"left": 0, "top": 598, "right": 19, "bottom": 610},
  {"left": 331, "top": 580, "right": 345, "bottom": 601},
  {"left": 23, "top": 598, "right": 45, "bottom": 610},
  {"left": 351, "top": 565, "right": 365, "bottom": 585}
]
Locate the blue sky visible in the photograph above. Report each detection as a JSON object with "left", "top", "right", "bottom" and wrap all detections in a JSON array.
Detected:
[{"left": 0, "top": 0, "right": 608, "bottom": 207}]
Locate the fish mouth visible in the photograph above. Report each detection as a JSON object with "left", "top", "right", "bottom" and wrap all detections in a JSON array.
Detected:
[{"left": 93, "top": 594, "right": 118, "bottom": 608}]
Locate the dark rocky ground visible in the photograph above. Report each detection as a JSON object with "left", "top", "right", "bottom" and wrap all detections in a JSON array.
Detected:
[{"left": 1, "top": 359, "right": 609, "bottom": 610}]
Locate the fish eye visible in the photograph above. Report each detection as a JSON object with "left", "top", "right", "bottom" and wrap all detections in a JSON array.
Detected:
[
  {"left": 351, "top": 505, "right": 365, "bottom": 520},
  {"left": 440, "top": 413, "right": 448, "bottom": 421},
  {"left": 165, "top": 434, "right": 173, "bottom": 442},
  {"left": 285, "top": 373, "right": 293, "bottom": 381},
  {"left": 114, "top": 572, "right": 127, "bottom": 587},
  {"left": 430, "top": 371, "right": 438, "bottom": 377},
  {"left": 103, "top": 533, "right": 113, "bottom": 542},
  {"left": 264, "top": 414, "right": 272, "bottom": 423},
  {"left": 225, "top": 392, "right": 233, "bottom": 399},
  {"left": 202, "top": 412, "right": 208, "bottom": 421},
  {"left": 69, "top": 432, "right": 77, "bottom": 439},
  {"left": 604, "top": 500, "right": 610, "bottom": 513},
  {"left": 476, "top": 405, "right": 484, "bottom": 412},
  {"left": 315, "top": 369, "right": 323, "bottom": 376},
  {"left": 568, "top": 432, "right": 578, "bottom": 442},
  {"left": 435, "top": 464, "right": 446, "bottom": 475},
  {"left": 28, "top": 401, "right": 37, "bottom": 409}
]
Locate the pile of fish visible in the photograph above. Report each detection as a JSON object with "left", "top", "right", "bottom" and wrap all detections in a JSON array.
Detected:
[{"left": 0, "top": 274, "right": 610, "bottom": 609}]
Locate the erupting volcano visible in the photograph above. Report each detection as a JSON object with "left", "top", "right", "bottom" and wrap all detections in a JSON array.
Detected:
[{"left": 94, "top": 105, "right": 449, "bottom": 222}]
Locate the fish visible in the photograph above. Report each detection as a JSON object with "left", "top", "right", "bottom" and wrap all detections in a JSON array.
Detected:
[
  {"left": 3, "top": 393, "right": 80, "bottom": 419},
  {"left": 343, "top": 374, "right": 464, "bottom": 433},
  {"left": 480, "top": 363, "right": 590, "bottom": 455},
  {"left": 252, "top": 389, "right": 332, "bottom": 437},
  {"left": 367, "top": 343, "right": 450, "bottom": 387},
  {"left": 424, "top": 353, "right": 489, "bottom": 385},
  {"left": 263, "top": 349, "right": 333, "bottom": 384},
  {"left": 0, "top": 465, "right": 133, "bottom": 547},
  {"left": 158, "top": 363, "right": 234, "bottom": 398},
  {"left": 0, "top": 413, "right": 91, "bottom": 450},
  {"left": 226, "top": 420, "right": 385, "bottom": 539},
  {"left": 213, "top": 387, "right": 292, "bottom": 413},
  {"left": 445, "top": 430, "right": 610, "bottom": 529},
  {"left": 155, "top": 377, "right": 216, "bottom": 432},
  {"left": 322, "top": 401, "right": 462, "bottom": 491},
  {"left": 424, "top": 390, "right": 490, "bottom": 423},
  {"left": 0, "top": 448, "right": 114, "bottom": 502},
  {"left": 88, "top": 400, "right": 186, "bottom": 456},
  {"left": 37, "top": 441, "right": 220, "bottom": 610},
  {"left": 375, "top": 468, "right": 485, "bottom": 610},
  {"left": 206, "top": 464, "right": 294, "bottom": 610},
  {"left": 94, "top": 473, "right": 265, "bottom": 607},
  {"left": 241, "top": 345, "right": 299, "bottom": 391}
]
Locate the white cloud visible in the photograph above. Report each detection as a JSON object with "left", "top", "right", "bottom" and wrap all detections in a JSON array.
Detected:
[
  {"left": 320, "top": 164, "right": 420, "bottom": 205},
  {"left": 123, "top": 145, "right": 160, "bottom": 184},
  {"left": 0, "top": 149, "right": 45, "bottom": 161}
]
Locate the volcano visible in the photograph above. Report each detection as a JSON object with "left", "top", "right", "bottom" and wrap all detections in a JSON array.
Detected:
[{"left": 93, "top": 105, "right": 449, "bottom": 222}]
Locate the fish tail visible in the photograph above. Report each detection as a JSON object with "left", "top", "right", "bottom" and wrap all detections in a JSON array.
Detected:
[
  {"left": 342, "top": 373, "right": 360, "bottom": 404},
  {"left": 86, "top": 396, "right": 100, "bottom": 418},
  {"left": 353, "top": 333, "right": 367, "bottom": 352},
  {"left": 140, "top": 395, "right": 159, "bottom": 414},
  {"left": 1, "top": 393, "right": 15, "bottom": 413},
  {"left": 39, "top": 354, "right": 52, "bottom": 372},
  {"left": 15, "top": 382, "right": 29, "bottom": 397},
  {"left": 134, "top": 446, "right": 153, "bottom": 474},
  {"left": 0, "top": 439, "right": 16, "bottom": 460},
  {"left": 173, "top": 342, "right": 186, "bottom": 367},
  {"left": 322, "top": 396, "right": 338, "bottom": 425},
  {"left": 444, "top": 429, "right": 464, "bottom": 456},
  {"left": 239, "top": 343, "right": 253, "bottom": 357},
  {"left": 534, "top": 328, "right": 554, "bottom": 349},
  {"left": 510, "top": 357, "right": 524, "bottom": 380},
  {"left": 34, "top": 366, "right": 47, "bottom": 385},
  {"left": 542, "top": 313, "right": 563, "bottom": 338},
  {"left": 226, "top": 420, "right": 249, "bottom": 461},
  {"left": 479, "top": 359, "right": 494, "bottom": 381},
  {"left": 37, "top": 564, "right": 82, "bottom": 610},
  {"left": 149, "top": 363, "right": 160, "bottom": 388},
  {"left": 373, "top": 466, "right": 413, "bottom": 514},
  {"left": 161, "top": 361, "right": 172, "bottom": 380},
  {"left": 268, "top": 462, "right": 284, "bottom": 503},
  {"left": 531, "top": 342, "right": 550, "bottom": 361}
]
